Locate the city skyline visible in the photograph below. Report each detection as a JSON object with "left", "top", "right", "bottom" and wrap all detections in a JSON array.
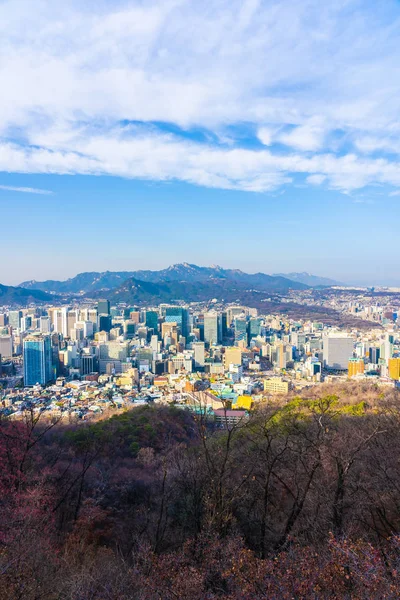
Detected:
[{"left": 2, "top": 1, "right": 400, "bottom": 284}]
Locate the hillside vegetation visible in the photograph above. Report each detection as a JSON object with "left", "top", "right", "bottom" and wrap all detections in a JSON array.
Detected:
[{"left": 1, "top": 386, "right": 400, "bottom": 598}]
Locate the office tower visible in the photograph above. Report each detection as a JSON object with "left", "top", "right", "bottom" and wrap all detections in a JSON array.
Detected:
[
  {"left": 80, "top": 352, "right": 97, "bottom": 376},
  {"left": 323, "top": 334, "right": 354, "bottom": 370},
  {"left": 227, "top": 306, "right": 246, "bottom": 327},
  {"left": 67, "top": 310, "right": 78, "bottom": 336},
  {"left": 224, "top": 346, "right": 242, "bottom": 369},
  {"left": 81, "top": 321, "right": 94, "bottom": 338},
  {"left": 145, "top": 310, "right": 159, "bottom": 332},
  {"left": 0, "top": 314, "right": 7, "bottom": 327},
  {"left": 165, "top": 307, "right": 189, "bottom": 339},
  {"left": 8, "top": 310, "right": 22, "bottom": 330},
  {"left": 52, "top": 308, "right": 77, "bottom": 338},
  {"left": 23, "top": 334, "right": 53, "bottom": 386},
  {"left": 97, "top": 300, "right": 110, "bottom": 316},
  {"left": 0, "top": 335, "right": 13, "bottom": 359},
  {"left": 234, "top": 318, "right": 248, "bottom": 346},
  {"left": 130, "top": 311, "right": 140, "bottom": 324},
  {"left": 71, "top": 327, "right": 84, "bottom": 342},
  {"left": 99, "top": 342, "right": 129, "bottom": 362},
  {"left": 124, "top": 321, "right": 136, "bottom": 340},
  {"left": 98, "top": 315, "right": 112, "bottom": 333},
  {"left": 20, "top": 316, "right": 32, "bottom": 332},
  {"left": 369, "top": 346, "right": 381, "bottom": 364},
  {"left": 193, "top": 341, "right": 205, "bottom": 368},
  {"left": 86, "top": 309, "right": 98, "bottom": 324},
  {"left": 388, "top": 358, "right": 400, "bottom": 380},
  {"left": 204, "top": 312, "right": 220, "bottom": 346},
  {"left": 249, "top": 318, "right": 262, "bottom": 340},
  {"left": 150, "top": 334, "right": 159, "bottom": 353},
  {"left": 381, "top": 337, "right": 393, "bottom": 362},
  {"left": 348, "top": 358, "right": 365, "bottom": 377},
  {"left": 161, "top": 322, "right": 178, "bottom": 346},
  {"left": 274, "top": 342, "right": 287, "bottom": 369},
  {"left": 39, "top": 316, "right": 51, "bottom": 333},
  {"left": 221, "top": 312, "right": 228, "bottom": 338}
]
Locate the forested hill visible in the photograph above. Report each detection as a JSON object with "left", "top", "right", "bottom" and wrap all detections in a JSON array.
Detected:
[{"left": 1, "top": 383, "right": 400, "bottom": 599}]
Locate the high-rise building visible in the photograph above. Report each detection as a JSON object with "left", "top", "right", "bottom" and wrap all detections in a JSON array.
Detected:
[
  {"left": 193, "top": 341, "right": 205, "bottom": 368},
  {"left": 234, "top": 318, "right": 248, "bottom": 346},
  {"left": 348, "top": 358, "right": 365, "bottom": 377},
  {"left": 80, "top": 352, "right": 97, "bottom": 376},
  {"left": 369, "top": 346, "right": 381, "bottom": 364},
  {"left": 98, "top": 315, "right": 112, "bottom": 333},
  {"left": 20, "top": 316, "right": 32, "bottom": 332},
  {"left": 389, "top": 358, "right": 400, "bottom": 381},
  {"left": 162, "top": 322, "right": 179, "bottom": 346},
  {"left": 145, "top": 310, "right": 159, "bottom": 333},
  {"left": 8, "top": 310, "right": 22, "bottom": 330},
  {"left": 97, "top": 300, "right": 110, "bottom": 316},
  {"left": 224, "top": 346, "right": 242, "bottom": 369},
  {"left": 165, "top": 307, "right": 189, "bottom": 339},
  {"left": 227, "top": 307, "right": 246, "bottom": 327},
  {"left": 323, "top": 334, "right": 354, "bottom": 370},
  {"left": 204, "top": 312, "right": 220, "bottom": 346},
  {"left": 249, "top": 318, "right": 262, "bottom": 340},
  {"left": 23, "top": 335, "right": 53, "bottom": 386},
  {"left": 0, "top": 335, "right": 13, "bottom": 359},
  {"left": 124, "top": 321, "right": 136, "bottom": 340},
  {"left": 39, "top": 316, "right": 51, "bottom": 333}
]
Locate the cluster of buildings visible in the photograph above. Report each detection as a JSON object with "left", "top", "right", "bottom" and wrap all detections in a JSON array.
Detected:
[{"left": 0, "top": 297, "right": 400, "bottom": 420}]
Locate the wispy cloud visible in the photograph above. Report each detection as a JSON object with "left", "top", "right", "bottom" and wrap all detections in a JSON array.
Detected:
[
  {"left": 0, "top": 184, "right": 53, "bottom": 195},
  {"left": 0, "top": 0, "right": 400, "bottom": 193}
]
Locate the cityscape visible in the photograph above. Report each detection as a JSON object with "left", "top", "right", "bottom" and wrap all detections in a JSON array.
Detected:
[
  {"left": 1, "top": 267, "right": 400, "bottom": 420},
  {"left": 3, "top": 0, "right": 400, "bottom": 597}
]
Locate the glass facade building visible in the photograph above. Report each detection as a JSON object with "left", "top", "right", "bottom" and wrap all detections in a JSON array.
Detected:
[
  {"left": 23, "top": 335, "right": 53, "bottom": 386},
  {"left": 234, "top": 318, "right": 248, "bottom": 345},
  {"left": 165, "top": 307, "right": 189, "bottom": 339}
]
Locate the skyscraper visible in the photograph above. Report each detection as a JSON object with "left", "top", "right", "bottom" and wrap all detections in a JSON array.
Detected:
[
  {"left": 145, "top": 310, "right": 159, "bottom": 332},
  {"left": 98, "top": 315, "right": 112, "bottom": 333},
  {"left": 97, "top": 300, "right": 110, "bottom": 316},
  {"left": 389, "top": 358, "right": 400, "bottom": 381},
  {"left": 8, "top": 310, "right": 22, "bottom": 330},
  {"left": 234, "top": 318, "right": 248, "bottom": 346},
  {"left": 165, "top": 307, "right": 189, "bottom": 339},
  {"left": 23, "top": 335, "right": 53, "bottom": 386},
  {"left": 323, "top": 334, "right": 354, "bottom": 370},
  {"left": 193, "top": 341, "right": 205, "bottom": 368},
  {"left": 203, "top": 312, "right": 220, "bottom": 346},
  {"left": 248, "top": 318, "right": 262, "bottom": 340}
]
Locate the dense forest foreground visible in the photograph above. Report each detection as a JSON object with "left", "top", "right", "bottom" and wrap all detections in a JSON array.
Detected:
[{"left": 2, "top": 383, "right": 400, "bottom": 599}]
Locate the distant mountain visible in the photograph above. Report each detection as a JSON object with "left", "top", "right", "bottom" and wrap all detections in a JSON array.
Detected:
[
  {"left": 19, "top": 271, "right": 135, "bottom": 294},
  {"left": 19, "top": 263, "right": 308, "bottom": 295},
  {"left": 274, "top": 272, "right": 342, "bottom": 287},
  {"left": 96, "top": 271, "right": 308, "bottom": 305},
  {"left": 0, "top": 284, "right": 56, "bottom": 306}
]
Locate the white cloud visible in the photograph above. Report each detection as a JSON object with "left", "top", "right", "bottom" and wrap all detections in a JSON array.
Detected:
[
  {"left": 258, "top": 127, "right": 275, "bottom": 146},
  {"left": 0, "top": 184, "right": 53, "bottom": 195},
  {"left": 306, "top": 174, "right": 327, "bottom": 185},
  {"left": 0, "top": 0, "right": 400, "bottom": 192},
  {"left": 278, "top": 122, "right": 326, "bottom": 152}
]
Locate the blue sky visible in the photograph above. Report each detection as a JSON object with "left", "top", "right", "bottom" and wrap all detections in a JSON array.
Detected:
[{"left": 1, "top": 0, "right": 400, "bottom": 286}]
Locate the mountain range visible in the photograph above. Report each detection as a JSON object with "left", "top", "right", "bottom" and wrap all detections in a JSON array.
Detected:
[
  {"left": 18, "top": 263, "right": 338, "bottom": 297},
  {"left": 7, "top": 264, "right": 346, "bottom": 305},
  {"left": 0, "top": 284, "right": 57, "bottom": 307},
  {"left": 273, "top": 272, "right": 341, "bottom": 287}
]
